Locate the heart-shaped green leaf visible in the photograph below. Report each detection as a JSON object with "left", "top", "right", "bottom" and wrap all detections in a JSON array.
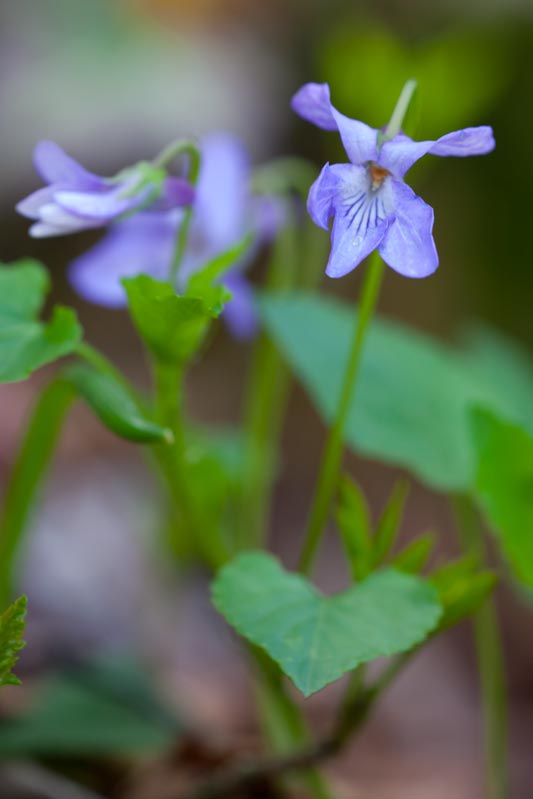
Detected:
[
  {"left": 260, "top": 294, "right": 522, "bottom": 492},
  {"left": 213, "top": 552, "right": 441, "bottom": 696},
  {"left": 0, "top": 260, "right": 82, "bottom": 382}
]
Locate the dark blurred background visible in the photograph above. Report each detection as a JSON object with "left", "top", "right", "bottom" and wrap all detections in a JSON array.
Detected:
[{"left": 0, "top": 1, "right": 532, "bottom": 797}]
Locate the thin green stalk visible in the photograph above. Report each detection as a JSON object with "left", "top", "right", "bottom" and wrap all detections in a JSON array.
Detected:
[
  {"left": 298, "top": 252, "right": 385, "bottom": 574},
  {"left": 0, "top": 380, "right": 75, "bottom": 605},
  {"left": 453, "top": 495, "right": 508, "bottom": 799},
  {"left": 152, "top": 137, "right": 202, "bottom": 285},
  {"left": 241, "top": 221, "right": 300, "bottom": 548},
  {"left": 184, "top": 648, "right": 420, "bottom": 799},
  {"left": 241, "top": 212, "right": 329, "bottom": 549},
  {"left": 169, "top": 147, "right": 201, "bottom": 285},
  {"left": 152, "top": 361, "right": 228, "bottom": 569},
  {"left": 253, "top": 650, "right": 334, "bottom": 799}
]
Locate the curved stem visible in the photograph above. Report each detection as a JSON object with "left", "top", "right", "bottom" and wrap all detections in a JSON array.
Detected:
[
  {"left": 152, "top": 138, "right": 202, "bottom": 286},
  {"left": 298, "top": 251, "right": 385, "bottom": 574},
  {"left": 182, "top": 648, "right": 415, "bottom": 799},
  {"left": 453, "top": 495, "right": 509, "bottom": 799}
]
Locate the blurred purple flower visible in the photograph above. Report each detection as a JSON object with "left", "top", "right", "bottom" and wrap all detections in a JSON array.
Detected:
[
  {"left": 71, "top": 133, "right": 282, "bottom": 338},
  {"left": 16, "top": 141, "right": 193, "bottom": 238},
  {"left": 291, "top": 82, "right": 495, "bottom": 278}
]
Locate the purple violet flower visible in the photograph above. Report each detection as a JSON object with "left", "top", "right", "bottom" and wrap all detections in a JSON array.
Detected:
[
  {"left": 70, "top": 133, "right": 283, "bottom": 339},
  {"left": 16, "top": 141, "right": 193, "bottom": 237},
  {"left": 291, "top": 82, "right": 495, "bottom": 278}
]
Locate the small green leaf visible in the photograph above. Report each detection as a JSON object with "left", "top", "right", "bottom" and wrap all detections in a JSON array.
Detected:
[
  {"left": 336, "top": 476, "right": 372, "bottom": 581},
  {"left": 0, "top": 261, "right": 82, "bottom": 382},
  {"left": 64, "top": 363, "right": 172, "bottom": 444},
  {"left": 471, "top": 409, "right": 533, "bottom": 586},
  {"left": 186, "top": 234, "right": 252, "bottom": 313},
  {"left": 213, "top": 552, "right": 442, "bottom": 696},
  {"left": 392, "top": 532, "right": 435, "bottom": 574},
  {"left": 372, "top": 480, "right": 409, "bottom": 566},
  {"left": 431, "top": 559, "right": 496, "bottom": 630},
  {"left": 123, "top": 275, "right": 214, "bottom": 364},
  {"left": 0, "top": 596, "right": 27, "bottom": 687}
]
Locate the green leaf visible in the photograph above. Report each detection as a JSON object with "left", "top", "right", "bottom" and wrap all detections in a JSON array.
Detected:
[
  {"left": 186, "top": 234, "right": 252, "bottom": 313},
  {"left": 0, "top": 656, "right": 180, "bottom": 757},
  {"left": 0, "top": 260, "right": 82, "bottom": 382},
  {"left": 260, "top": 294, "right": 513, "bottom": 492},
  {"left": 213, "top": 552, "right": 442, "bottom": 696},
  {"left": 392, "top": 532, "right": 435, "bottom": 574},
  {"left": 64, "top": 363, "right": 172, "bottom": 444},
  {"left": 471, "top": 409, "right": 533, "bottom": 586},
  {"left": 462, "top": 323, "right": 533, "bottom": 436},
  {"left": 372, "top": 480, "right": 409, "bottom": 566},
  {"left": 431, "top": 557, "right": 496, "bottom": 630},
  {"left": 124, "top": 275, "right": 215, "bottom": 364},
  {"left": 335, "top": 476, "right": 372, "bottom": 581},
  {"left": 0, "top": 596, "right": 27, "bottom": 687}
]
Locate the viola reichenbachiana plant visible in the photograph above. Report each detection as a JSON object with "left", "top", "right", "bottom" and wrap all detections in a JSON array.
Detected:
[{"left": 0, "top": 77, "right": 529, "bottom": 799}]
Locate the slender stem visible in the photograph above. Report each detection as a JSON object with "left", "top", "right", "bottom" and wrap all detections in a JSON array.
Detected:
[
  {"left": 253, "top": 650, "right": 334, "bottom": 799},
  {"left": 241, "top": 221, "right": 300, "bottom": 548},
  {"left": 169, "top": 146, "right": 201, "bottom": 285},
  {"left": 453, "top": 495, "right": 509, "bottom": 799},
  {"left": 0, "top": 380, "right": 75, "bottom": 606},
  {"left": 152, "top": 361, "right": 228, "bottom": 569},
  {"left": 152, "top": 138, "right": 202, "bottom": 286},
  {"left": 382, "top": 79, "right": 417, "bottom": 142},
  {"left": 182, "top": 648, "right": 416, "bottom": 799},
  {"left": 298, "top": 252, "right": 385, "bottom": 574}
]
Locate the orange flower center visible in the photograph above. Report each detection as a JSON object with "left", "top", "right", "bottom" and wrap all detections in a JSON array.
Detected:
[{"left": 368, "top": 162, "right": 391, "bottom": 191}]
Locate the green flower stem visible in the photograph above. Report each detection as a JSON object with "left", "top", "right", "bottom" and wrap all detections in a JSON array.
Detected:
[
  {"left": 253, "top": 650, "right": 334, "bottom": 799},
  {"left": 183, "top": 648, "right": 418, "bottom": 799},
  {"left": 0, "top": 379, "right": 75, "bottom": 606},
  {"left": 382, "top": 79, "right": 417, "bottom": 142},
  {"left": 241, "top": 221, "right": 301, "bottom": 548},
  {"left": 152, "top": 361, "right": 228, "bottom": 569},
  {"left": 298, "top": 251, "right": 385, "bottom": 574},
  {"left": 152, "top": 137, "right": 202, "bottom": 285},
  {"left": 453, "top": 495, "right": 509, "bottom": 799},
  {"left": 241, "top": 208, "right": 329, "bottom": 549}
]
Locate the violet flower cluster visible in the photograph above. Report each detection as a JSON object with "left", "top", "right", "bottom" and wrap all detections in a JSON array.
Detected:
[
  {"left": 291, "top": 82, "right": 495, "bottom": 278},
  {"left": 17, "top": 135, "right": 280, "bottom": 338}
]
